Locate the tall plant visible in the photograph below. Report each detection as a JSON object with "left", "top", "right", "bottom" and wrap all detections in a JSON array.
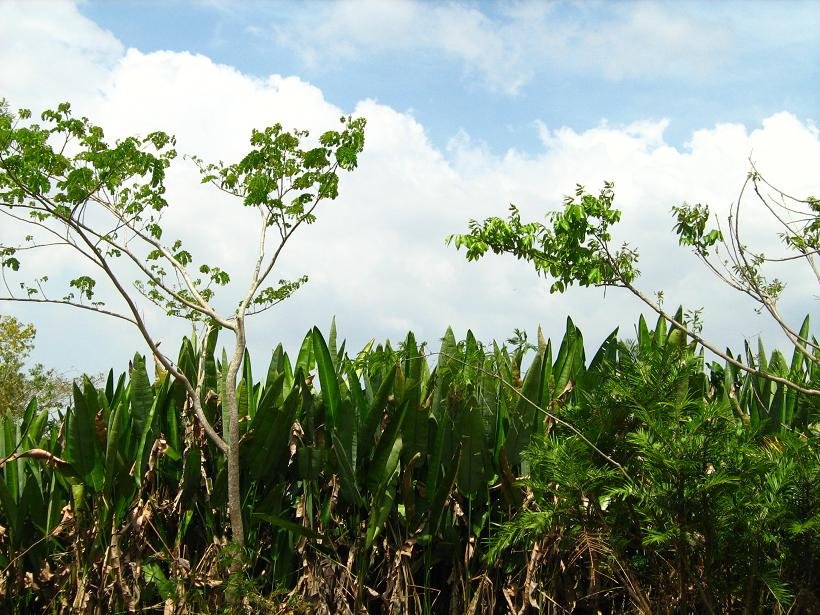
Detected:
[{"left": 0, "top": 100, "right": 366, "bottom": 549}]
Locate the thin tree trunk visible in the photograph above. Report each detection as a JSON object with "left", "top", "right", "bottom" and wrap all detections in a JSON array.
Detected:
[{"left": 223, "top": 321, "right": 246, "bottom": 549}]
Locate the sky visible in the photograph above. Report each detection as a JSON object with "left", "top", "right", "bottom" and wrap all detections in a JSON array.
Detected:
[{"left": 0, "top": 0, "right": 818, "bottom": 379}]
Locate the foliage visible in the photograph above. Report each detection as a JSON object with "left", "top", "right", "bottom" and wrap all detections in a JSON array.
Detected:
[
  {"left": 449, "top": 172, "right": 820, "bottom": 396},
  {"left": 0, "top": 315, "right": 73, "bottom": 416},
  {"left": 491, "top": 317, "right": 819, "bottom": 613},
  {"left": 0, "top": 100, "right": 366, "bottom": 549},
  {"left": 0, "top": 315, "right": 33, "bottom": 415},
  {"left": 0, "top": 315, "right": 816, "bottom": 613},
  {"left": 447, "top": 182, "right": 638, "bottom": 293}
]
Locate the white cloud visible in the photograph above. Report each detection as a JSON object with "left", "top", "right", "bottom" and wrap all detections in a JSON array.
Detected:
[
  {"left": 1, "top": 1, "right": 818, "bottom": 377},
  {"left": 0, "top": 0, "right": 123, "bottom": 111},
  {"left": 572, "top": 3, "right": 728, "bottom": 80},
  {"left": 264, "top": 0, "right": 738, "bottom": 94},
  {"left": 271, "top": 0, "right": 529, "bottom": 94}
]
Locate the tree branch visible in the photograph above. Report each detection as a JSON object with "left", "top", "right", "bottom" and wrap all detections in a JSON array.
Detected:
[
  {"left": 596, "top": 235, "right": 819, "bottom": 396},
  {"left": 67, "top": 215, "right": 229, "bottom": 453},
  {"left": 0, "top": 296, "right": 137, "bottom": 325}
]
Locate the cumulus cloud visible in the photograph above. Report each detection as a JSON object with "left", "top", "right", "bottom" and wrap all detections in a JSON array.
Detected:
[
  {"left": 1, "top": 0, "right": 817, "bottom": 377},
  {"left": 0, "top": 0, "right": 123, "bottom": 110}
]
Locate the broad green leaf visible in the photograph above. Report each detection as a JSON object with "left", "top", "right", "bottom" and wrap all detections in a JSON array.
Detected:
[
  {"left": 295, "top": 329, "right": 315, "bottom": 375},
  {"left": 254, "top": 512, "right": 327, "bottom": 543},
  {"left": 359, "top": 364, "right": 396, "bottom": 456},
  {"left": 456, "top": 401, "right": 489, "bottom": 498},
  {"left": 426, "top": 442, "right": 461, "bottom": 540},
  {"left": 365, "top": 456, "right": 400, "bottom": 550},
  {"left": 331, "top": 430, "right": 364, "bottom": 507},
  {"left": 245, "top": 377, "right": 298, "bottom": 481},
  {"left": 243, "top": 347, "right": 256, "bottom": 420},
  {"left": 313, "top": 326, "right": 340, "bottom": 431},
  {"left": 367, "top": 399, "right": 407, "bottom": 494},
  {"left": 66, "top": 381, "right": 104, "bottom": 491},
  {"left": 130, "top": 354, "right": 153, "bottom": 436}
]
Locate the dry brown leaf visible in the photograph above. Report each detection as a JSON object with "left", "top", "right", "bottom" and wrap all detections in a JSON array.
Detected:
[
  {"left": 38, "top": 561, "right": 55, "bottom": 584},
  {"left": 23, "top": 571, "right": 39, "bottom": 591},
  {"left": 289, "top": 421, "right": 304, "bottom": 466},
  {"left": 95, "top": 409, "right": 107, "bottom": 445}
]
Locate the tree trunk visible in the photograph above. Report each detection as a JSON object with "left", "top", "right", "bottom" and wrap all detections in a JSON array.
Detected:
[{"left": 223, "top": 321, "right": 246, "bottom": 550}]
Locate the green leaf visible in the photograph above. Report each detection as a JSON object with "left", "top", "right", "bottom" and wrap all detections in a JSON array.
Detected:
[
  {"left": 245, "top": 376, "right": 297, "bottom": 481},
  {"left": 242, "top": 347, "right": 256, "bottom": 421},
  {"left": 313, "top": 326, "right": 340, "bottom": 431},
  {"left": 331, "top": 430, "right": 364, "bottom": 507},
  {"left": 365, "top": 455, "right": 400, "bottom": 550},
  {"left": 359, "top": 364, "right": 396, "bottom": 458},
  {"left": 143, "top": 562, "right": 175, "bottom": 600},
  {"left": 456, "top": 402, "right": 489, "bottom": 498},
  {"left": 129, "top": 354, "right": 153, "bottom": 436},
  {"left": 66, "top": 381, "right": 104, "bottom": 491},
  {"left": 552, "top": 316, "right": 584, "bottom": 401},
  {"left": 426, "top": 442, "right": 461, "bottom": 540},
  {"left": 295, "top": 329, "right": 315, "bottom": 376},
  {"left": 506, "top": 346, "right": 547, "bottom": 468},
  {"left": 367, "top": 399, "right": 408, "bottom": 494},
  {"left": 253, "top": 512, "right": 327, "bottom": 543}
]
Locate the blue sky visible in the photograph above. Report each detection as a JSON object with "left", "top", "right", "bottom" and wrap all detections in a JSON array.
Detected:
[
  {"left": 79, "top": 0, "right": 819, "bottom": 152},
  {"left": 1, "top": 0, "right": 819, "bottom": 377}
]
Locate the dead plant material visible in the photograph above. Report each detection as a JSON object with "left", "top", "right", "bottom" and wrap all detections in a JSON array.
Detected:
[
  {"left": 466, "top": 573, "right": 495, "bottom": 615},
  {"left": 384, "top": 538, "right": 419, "bottom": 615},
  {"left": 518, "top": 538, "right": 546, "bottom": 614},
  {"left": 0, "top": 448, "right": 71, "bottom": 471}
]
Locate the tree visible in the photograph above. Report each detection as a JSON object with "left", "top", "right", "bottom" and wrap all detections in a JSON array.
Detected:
[
  {"left": 0, "top": 314, "right": 72, "bottom": 416},
  {"left": 0, "top": 100, "right": 366, "bottom": 549},
  {"left": 0, "top": 314, "right": 35, "bottom": 415},
  {"left": 448, "top": 170, "right": 820, "bottom": 397}
]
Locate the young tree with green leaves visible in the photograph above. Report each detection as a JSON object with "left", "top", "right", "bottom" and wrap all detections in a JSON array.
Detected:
[
  {"left": 0, "top": 314, "right": 36, "bottom": 416},
  {"left": 448, "top": 171, "right": 820, "bottom": 397},
  {"left": 0, "top": 314, "right": 73, "bottom": 416},
  {"left": 0, "top": 100, "right": 366, "bottom": 549}
]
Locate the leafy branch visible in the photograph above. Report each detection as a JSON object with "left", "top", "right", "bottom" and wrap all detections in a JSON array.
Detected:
[{"left": 449, "top": 172, "right": 819, "bottom": 397}]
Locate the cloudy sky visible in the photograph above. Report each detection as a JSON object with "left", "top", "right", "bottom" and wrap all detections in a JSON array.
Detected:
[{"left": 1, "top": 0, "right": 818, "bottom": 378}]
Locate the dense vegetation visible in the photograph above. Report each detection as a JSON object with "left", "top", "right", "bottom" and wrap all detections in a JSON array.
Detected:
[
  {"left": 0, "top": 314, "right": 817, "bottom": 613},
  {"left": 0, "top": 100, "right": 817, "bottom": 613}
]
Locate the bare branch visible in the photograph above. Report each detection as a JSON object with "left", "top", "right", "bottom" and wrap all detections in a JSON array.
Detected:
[
  {"left": 252, "top": 163, "right": 340, "bottom": 296},
  {"left": 596, "top": 233, "right": 819, "bottom": 396},
  {"left": 0, "top": 296, "right": 138, "bottom": 325},
  {"left": 64, "top": 214, "right": 230, "bottom": 453},
  {"left": 622, "top": 279, "right": 819, "bottom": 396},
  {"left": 90, "top": 197, "right": 233, "bottom": 328},
  {"left": 66, "top": 208, "right": 234, "bottom": 329}
]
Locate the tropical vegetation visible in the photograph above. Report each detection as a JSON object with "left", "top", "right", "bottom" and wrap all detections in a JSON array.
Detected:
[
  {"left": 0, "top": 101, "right": 817, "bottom": 613},
  {"left": 0, "top": 314, "right": 817, "bottom": 613},
  {"left": 0, "top": 100, "right": 366, "bottom": 553}
]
